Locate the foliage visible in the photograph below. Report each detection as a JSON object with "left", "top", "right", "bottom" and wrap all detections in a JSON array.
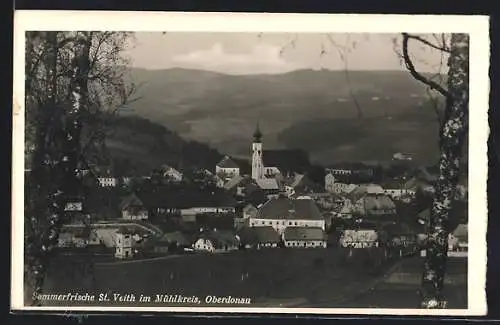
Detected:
[{"left": 24, "top": 31, "right": 134, "bottom": 306}]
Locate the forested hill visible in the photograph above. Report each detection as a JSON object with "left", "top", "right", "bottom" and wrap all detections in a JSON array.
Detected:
[
  {"left": 102, "top": 115, "right": 224, "bottom": 176},
  {"left": 124, "top": 67, "right": 454, "bottom": 166}
]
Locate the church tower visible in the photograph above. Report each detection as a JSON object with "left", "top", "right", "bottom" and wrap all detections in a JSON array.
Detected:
[{"left": 251, "top": 123, "right": 264, "bottom": 180}]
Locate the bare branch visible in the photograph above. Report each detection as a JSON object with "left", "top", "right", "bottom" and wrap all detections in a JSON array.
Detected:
[
  {"left": 406, "top": 34, "right": 451, "bottom": 53},
  {"left": 325, "top": 34, "right": 363, "bottom": 119},
  {"left": 402, "top": 33, "right": 450, "bottom": 98}
]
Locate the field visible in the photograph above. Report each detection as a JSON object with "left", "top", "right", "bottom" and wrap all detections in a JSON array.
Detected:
[
  {"left": 40, "top": 247, "right": 398, "bottom": 307},
  {"left": 335, "top": 256, "right": 468, "bottom": 309}
]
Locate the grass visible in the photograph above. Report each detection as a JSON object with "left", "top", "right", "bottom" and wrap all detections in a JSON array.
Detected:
[{"left": 40, "top": 247, "right": 400, "bottom": 307}]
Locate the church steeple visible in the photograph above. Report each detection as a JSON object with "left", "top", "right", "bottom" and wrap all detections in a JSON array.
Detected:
[
  {"left": 251, "top": 122, "right": 264, "bottom": 180},
  {"left": 253, "top": 122, "right": 262, "bottom": 143}
]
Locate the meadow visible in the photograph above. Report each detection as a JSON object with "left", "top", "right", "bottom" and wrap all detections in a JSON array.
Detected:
[{"left": 41, "top": 247, "right": 398, "bottom": 307}]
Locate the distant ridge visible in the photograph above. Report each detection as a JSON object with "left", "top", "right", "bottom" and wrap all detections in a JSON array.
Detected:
[{"left": 124, "top": 67, "right": 455, "bottom": 166}]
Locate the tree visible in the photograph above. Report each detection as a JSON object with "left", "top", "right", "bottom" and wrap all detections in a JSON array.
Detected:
[
  {"left": 24, "top": 31, "right": 135, "bottom": 305},
  {"left": 401, "top": 33, "right": 469, "bottom": 308},
  {"left": 267, "top": 32, "right": 469, "bottom": 308}
]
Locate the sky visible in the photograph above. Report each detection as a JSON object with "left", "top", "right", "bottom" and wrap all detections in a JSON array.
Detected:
[{"left": 124, "top": 32, "right": 449, "bottom": 75}]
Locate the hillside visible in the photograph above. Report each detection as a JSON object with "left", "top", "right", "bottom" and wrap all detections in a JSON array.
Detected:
[
  {"left": 124, "top": 68, "right": 461, "bottom": 166},
  {"left": 101, "top": 115, "right": 223, "bottom": 175}
]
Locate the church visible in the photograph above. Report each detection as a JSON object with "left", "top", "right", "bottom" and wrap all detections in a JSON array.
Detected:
[{"left": 216, "top": 124, "right": 311, "bottom": 181}]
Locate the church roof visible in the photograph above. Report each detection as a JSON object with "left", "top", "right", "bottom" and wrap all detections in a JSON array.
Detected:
[
  {"left": 255, "top": 178, "right": 279, "bottom": 190},
  {"left": 223, "top": 175, "right": 245, "bottom": 190},
  {"left": 262, "top": 149, "right": 310, "bottom": 174},
  {"left": 257, "top": 197, "right": 323, "bottom": 220},
  {"left": 216, "top": 156, "right": 240, "bottom": 169}
]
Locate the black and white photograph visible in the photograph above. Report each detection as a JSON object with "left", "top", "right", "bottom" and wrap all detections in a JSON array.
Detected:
[{"left": 11, "top": 12, "right": 489, "bottom": 315}]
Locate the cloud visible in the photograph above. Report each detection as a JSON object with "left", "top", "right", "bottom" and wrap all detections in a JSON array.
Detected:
[{"left": 171, "top": 43, "right": 302, "bottom": 74}]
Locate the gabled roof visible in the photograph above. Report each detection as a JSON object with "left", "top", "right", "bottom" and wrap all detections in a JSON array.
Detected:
[
  {"left": 255, "top": 178, "right": 279, "bottom": 190},
  {"left": 216, "top": 156, "right": 240, "bottom": 169},
  {"left": 257, "top": 197, "right": 323, "bottom": 220},
  {"left": 223, "top": 175, "right": 244, "bottom": 190},
  {"left": 157, "top": 231, "right": 191, "bottom": 246},
  {"left": 239, "top": 226, "right": 280, "bottom": 244},
  {"left": 452, "top": 223, "right": 467, "bottom": 241},
  {"left": 243, "top": 204, "right": 257, "bottom": 213},
  {"left": 349, "top": 184, "right": 385, "bottom": 201},
  {"left": 403, "top": 177, "right": 432, "bottom": 190},
  {"left": 283, "top": 227, "right": 326, "bottom": 241},
  {"left": 284, "top": 174, "right": 305, "bottom": 188},
  {"left": 119, "top": 193, "right": 145, "bottom": 210},
  {"left": 198, "top": 230, "right": 240, "bottom": 247},
  {"left": 356, "top": 194, "right": 397, "bottom": 213},
  {"left": 416, "top": 166, "right": 439, "bottom": 182}
]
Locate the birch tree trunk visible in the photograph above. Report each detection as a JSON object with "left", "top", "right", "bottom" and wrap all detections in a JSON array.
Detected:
[{"left": 420, "top": 33, "right": 469, "bottom": 308}]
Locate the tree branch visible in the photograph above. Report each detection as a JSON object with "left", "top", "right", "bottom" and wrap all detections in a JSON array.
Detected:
[
  {"left": 406, "top": 34, "right": 451, "bottom": 53},
  {"left": 402, "top": 33, "right": 450, "bottom": 98}
]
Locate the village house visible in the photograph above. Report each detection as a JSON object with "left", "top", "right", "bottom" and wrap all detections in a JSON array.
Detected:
[
  {"left": 283, "top": 227, "right": 327, "bottom": 248},
  {"left": 448, "top": 223, "right": 468, "bottom": 255},
  {"left": 403, "top": 176, "right": 434, "bottom": 194},
  {"left": 325, "top": 177, "right": 358, "bottom": 195},
  {"left": 234, "top": 203, "right": 258, "bottom": 230},
  {"left": 351, "top": 193, "right": 397, "bottom": 219},
  {"left": 326, "top": 163, "right": 375, "bottom": 179},
  {"left": 115, "top": 227, "right": 135, "bottom": 259},
  {"left": 249, "top": 196, "right": 325, "bottom": 234},
  {"left": 216, "top": 156, "right": 241, "bottom": 179},
  {"left": 58, "top": 227, "right": 101, "bottom": 248},
  {"left": 283, "top": 173, "right": 320, "bottom": 198},
  {"left": 324, "top": 173, "right": 336, "bottom": 192},
  {"left": 193, "top": 230, "right": 240, "bottom": 253},
  {"left": 242, "top": 203, "right": 258, "bottom": 219},
  {"left": 97, "top": 175, "right": 118, "bottom": 187},
  {"left": 160, "top": 164, "right": 183, "bottom": 182},
  {"left": 381, "top": 179, "right": 416, "bottom": 200},
  {"left": 119, "top": 193, "right": 148, "bottom": 220},
  {"left": 255, "top": 177, "right": 280, "bottom": 196},
  {"left": 136, "top": 187, "right": 237, "bottom": 221},
  {"left": 153, "top": 231, "right": 192, "bottom": 254},
  {"left": 239, "top": 226, "right": 281, "bottom": 249}
]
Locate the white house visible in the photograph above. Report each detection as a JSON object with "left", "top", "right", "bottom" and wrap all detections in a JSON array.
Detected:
[
  {"left": 324, "top": 173, "right": 336, "bottom": 192},
  {"left": 340, "top": 228, "right": 379, "bottom": 248},
  {"left": 161, "top": 165, "right": 183, "bottom": 182},
  {"left": 216, "top": 156, "right": 240, "bottom": 178},
  {"left": 193, "top": 230, "right": 240, "bottom": 253},
  {"left": 383, "top": 188, "right": 416, "bottom": 199},
  {"left": 352, "top": 194, "right": 397, "bottom": 217},
  {"left": 119, "top": 193, "right": 148, "bottom": 220},
  {"left": 115, "top": 228, "right": 134, "bottom": 259},
  {"left": 249, "top": 197, "right": 325, "bottom": 235},
  {"left": 97, "top": 177, "right": 118, "bottom": 187}
]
